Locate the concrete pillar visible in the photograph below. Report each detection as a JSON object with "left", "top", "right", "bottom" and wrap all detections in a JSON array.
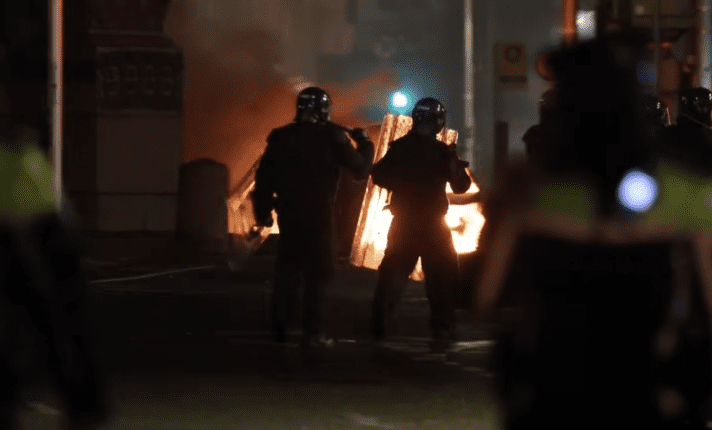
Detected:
[
  {"left": 699, "top": 0, "right": 712, "bottom": 89},
  {"left": 176, "top": 159, "right": 229, "bottom": 253},
  {"left": 64, "top": 0, "right": 184, "bottom": 233}
]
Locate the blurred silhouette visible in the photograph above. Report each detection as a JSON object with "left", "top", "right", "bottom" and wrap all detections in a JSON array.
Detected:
[
  {"left": 476, "top": 32, "right": 712, "bottom": 429},
  {"left": 252, "top": 87, "right": 374, "bottom": 349},
  {"left": 370, "top": 97, "right": 471, "bottom": 352},
  {"left": 642, "top": 94, "right": 670, "bottom": 129},
  {"left": 522, "top": 89, "right": 559, "bottom": 166},
  {"left": 0, "top": 9, "right": 110, "bottom": 430}
]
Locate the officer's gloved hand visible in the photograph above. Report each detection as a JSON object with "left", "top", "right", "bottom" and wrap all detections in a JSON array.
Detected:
[
  {"left": 256, "top": 216, "right": 274, "bottom": 228},
  {"left": 349, "top": 128, "right": 369, "bottom": 143}
]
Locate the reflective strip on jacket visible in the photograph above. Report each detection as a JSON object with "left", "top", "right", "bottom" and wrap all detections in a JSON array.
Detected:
[
  {"left": 476, "top": 159, "right": 712, "bottom": 318},
  {"left": 0, "top": 128, "right": 55, "bottom": 223}
]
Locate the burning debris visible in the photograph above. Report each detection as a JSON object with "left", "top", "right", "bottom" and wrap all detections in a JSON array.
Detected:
[
  {"left": 227, "top": 113, "right": 485, "bottom": 279},
  {"left": 350, "top": 114, "right": 485, "bottom": 281}
]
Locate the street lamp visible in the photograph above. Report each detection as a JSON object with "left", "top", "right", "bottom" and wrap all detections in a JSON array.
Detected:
[{"left": 49, "top": 0, "right": 63, "bottom": 210}]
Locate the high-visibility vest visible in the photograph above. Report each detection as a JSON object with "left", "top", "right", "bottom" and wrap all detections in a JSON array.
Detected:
[
  {"left": 478, "top": 160, "right": 712, "bottom": 316},
  {"left": 532, "top": 160, "right": 712, "bottom": 236},
  {"left": 0, "top": 128, "right": 55, "bottom": 222}
]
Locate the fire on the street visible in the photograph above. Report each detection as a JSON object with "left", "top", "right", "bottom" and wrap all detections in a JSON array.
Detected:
[
  {"left": 351, "top": 114, "right": 486, "bottom": 281},
  {"left": 227, "top": 113, "right": 486, "bottom": 277}
]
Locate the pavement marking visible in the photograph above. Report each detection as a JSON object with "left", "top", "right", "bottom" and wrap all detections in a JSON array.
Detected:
[
  {"left": 89, "top": 265, "right": 217, "bottom": 284},
  {"left": 412, "top": 353, "right": 448, "bottom": 361},
  {"left": 23, "top": 402, "right": 60, "bottom": 415},
  {"left": 452, "top": 340, "right": 496, "bottom": 350},
  {"left": 159, "top": 328, "right": 496, "bottom": 372}
]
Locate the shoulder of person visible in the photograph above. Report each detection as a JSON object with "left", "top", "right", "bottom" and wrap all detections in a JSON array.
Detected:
[
  {"left": 268, "top": 124, "right": 289, "bottom": 140},
  {"left": 388, "top": 135, "right": 410, "bottom": 149}
]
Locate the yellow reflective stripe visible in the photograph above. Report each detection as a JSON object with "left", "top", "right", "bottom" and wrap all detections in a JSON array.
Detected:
[
  {"left": 533, "top": 163, "right": 712, "bottom": 233},
  {"left": 643, "top": 162, "right": 712, "bottom": 232},
  {"left": 525, "top": 211, "right": 685, "bottom": 244},
  {"left": 534, "top": 180, "right": 597, "bottom": 220},
  {"left": 0, "top": 131, "right": 55, "bottom": 218}
]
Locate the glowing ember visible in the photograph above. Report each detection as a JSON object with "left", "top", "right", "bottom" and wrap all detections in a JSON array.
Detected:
[{"left": 351, "top": 114, "right": 486, "bottom": 281}]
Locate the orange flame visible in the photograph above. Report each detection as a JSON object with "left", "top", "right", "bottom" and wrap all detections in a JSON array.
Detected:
[
  {"left": 351, "top": 114, "right": 486, "bottom": 281},
  {"left": 164, "top": 0, "right": 399, "bottom": 192}
]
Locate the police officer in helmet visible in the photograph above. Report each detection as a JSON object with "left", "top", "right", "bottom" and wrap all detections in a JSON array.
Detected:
[
  {"left": 252, "top": 86, "right": 374, "bottom": 349},
  {"left": 370, "top": 97, "right": 471, "bottom": 351},
  {"left": 294, "top": 86, "right": 332, "bottom": 123},
  {"left": 679, "top": 87, "right": 712, "bottom": 127},
  {"left": 641, "top": 94, "right": 669, "bottom": 129},
  {"left": 477, "top": 33, "right": 712, "bottom": 429}
]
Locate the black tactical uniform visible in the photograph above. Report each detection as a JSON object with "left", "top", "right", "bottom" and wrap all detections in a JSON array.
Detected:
[
  {"left": 479, "top": 34, "right": 712, "bottom": 430},
  {"left": 371, "top": 98, "right": 471, "bottom": 348},
  {"left": 252, "top": 87, "right": 374, "bottom": 347}
]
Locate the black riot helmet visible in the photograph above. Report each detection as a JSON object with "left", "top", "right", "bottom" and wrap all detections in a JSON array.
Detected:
[
  {"left": 679, "top": 87, "right": 712, "bottom": 126},
  {"left": 295, "top": 86, "right": 332, "bottom": 123},
  {"left": 641, "top": 94, "right": 668, "bottom": 127},
  {"left": 411, "top": 97, "right": 447, "bottom": 136}
]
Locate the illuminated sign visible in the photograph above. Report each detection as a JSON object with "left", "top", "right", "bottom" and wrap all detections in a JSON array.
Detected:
[{"left": 495, "top": 43, "right": 528, "bottom": 87}]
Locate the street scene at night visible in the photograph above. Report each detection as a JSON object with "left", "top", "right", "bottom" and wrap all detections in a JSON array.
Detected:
[{"left": 3, "top": 0, "right": 712, "bottom": 429}]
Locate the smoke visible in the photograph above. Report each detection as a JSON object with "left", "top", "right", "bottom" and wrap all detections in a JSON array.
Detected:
[{"left": 164, "top": 0, "right": 398, "bottom": 191}]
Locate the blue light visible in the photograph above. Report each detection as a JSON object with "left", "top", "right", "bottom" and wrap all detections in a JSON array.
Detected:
[
  {"left": 391, "top": 91, "right": 408, "bottom": 108},
  {"left": 389, "top": 89, "right": 417, "bottom": 115},
  {"left": 617, "top": 170, "right": 658, "bottom": 213}
]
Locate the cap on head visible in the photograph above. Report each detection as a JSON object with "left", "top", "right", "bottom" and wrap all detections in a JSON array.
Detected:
[
  {"left": 295, "top": 86, "right": 332, "bottom": 122},
  {"left": 411, "top": 97, "right": 446, "bottom": 136}
]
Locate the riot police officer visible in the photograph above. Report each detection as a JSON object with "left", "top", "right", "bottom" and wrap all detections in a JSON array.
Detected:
[
  {"left": 370, "top": 97, "right": 471, "bottom": 351},
  {"left": 477, "top": 33, "right": 712, "bottom": 430},
  {"left": 642, "top": 94, "right": 670, "bottom": 129},
  {"left": 252, "top": 86, "right": 374, "bottom": 348}
]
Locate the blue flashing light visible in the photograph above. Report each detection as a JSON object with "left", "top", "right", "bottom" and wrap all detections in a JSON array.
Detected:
[
  {"left": 616, "top": 169, "right": 658, "bottom": 213},
  {"left": 389, "top": 89, "right": 416, "bottom": 115},
  {"left": 391, "top": 91, "right": 408, "bottom": 108}
]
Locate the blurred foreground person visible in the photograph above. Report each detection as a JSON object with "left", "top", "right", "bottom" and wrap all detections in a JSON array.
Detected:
[
  {"left": 370, "top": 97, "right": 471, "bottom": 352},
  {"left": 252, "top": 87, "right": 374, "bottom": 348},
  {"left": 476, "top": 33, "right": 712, "bottom": 429},
  {"left": 0, "top": 13, "right": 110, "bottom": 430},
  {"left": 0, "top": 130, "right": 109, "bottom": 430}
]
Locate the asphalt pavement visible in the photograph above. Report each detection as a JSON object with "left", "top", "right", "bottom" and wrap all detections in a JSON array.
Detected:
[{"left": 13, "top": 254, "right": 503, "bottom": 430}]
